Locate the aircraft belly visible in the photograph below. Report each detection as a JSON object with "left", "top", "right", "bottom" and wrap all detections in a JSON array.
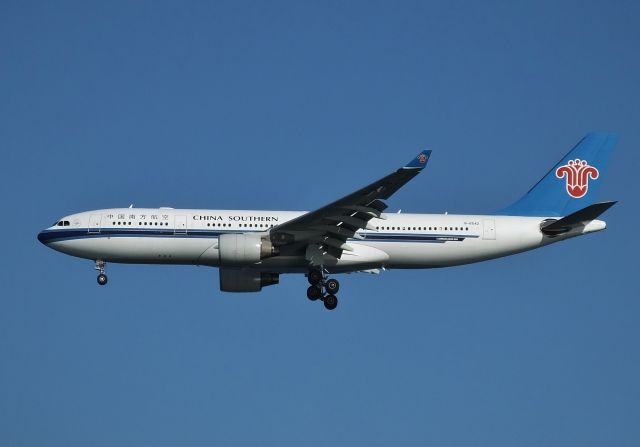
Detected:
[
  {"left": 379, "top": 228, "right": 543, "bottom": 267},
  {"left": 50, "top": 237, "right": 214, "bottom": 264}
]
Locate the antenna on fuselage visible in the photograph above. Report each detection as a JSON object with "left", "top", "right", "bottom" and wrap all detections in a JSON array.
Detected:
[{"left": 129, "top": 204, "right": 134, "bottom": 208}]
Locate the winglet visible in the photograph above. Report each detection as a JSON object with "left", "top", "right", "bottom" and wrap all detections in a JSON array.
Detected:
[{"left": 404, "top": 150, "right": 432, "bottom": 170}]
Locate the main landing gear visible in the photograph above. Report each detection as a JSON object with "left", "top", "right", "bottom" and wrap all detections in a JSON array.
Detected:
[
  {"left": 95, "top": 260, "right": 108, "bottom": 286},
  {"left": 306, "top": 268, "right": 340, "bottom": 311}
]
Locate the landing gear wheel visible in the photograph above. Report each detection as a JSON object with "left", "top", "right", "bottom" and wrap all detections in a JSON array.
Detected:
[
  {"left": 95, "top": 260, "right": 107, "bottom": 286},
  {"left": 325, "top": 278, "right": 340, "bottom": 294},
  {"left": 323, "top": 294, "right": 338, "bottom": 310},
  {"left": 308, "top": 269, "right": 323, "bottom": 285},
  {"left": 97, "top": 273, "right": 108, "bottom": 286},
  {"left": 307, "top": 285, "right": 322, "bottom": 301}
]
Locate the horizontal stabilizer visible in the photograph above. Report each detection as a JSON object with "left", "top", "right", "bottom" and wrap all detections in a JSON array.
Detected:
[{"left": 541, "top": 201, "right": 617, "bottom": 235}]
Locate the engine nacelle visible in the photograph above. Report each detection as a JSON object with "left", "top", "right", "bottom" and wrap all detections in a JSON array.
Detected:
[
  {"left": 218, "top": 233, "right": 277, "bottom": 266},
  {"left": 219, "top": 269, "right": 279, "bottom": 292}
]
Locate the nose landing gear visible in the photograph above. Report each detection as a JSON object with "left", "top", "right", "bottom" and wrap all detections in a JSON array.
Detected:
[
  {"left": 306, "top": 268, "right": 340, "bottom": 310},
  {"left": 95, "top": 260, "right": 108, "bottom": 286}
]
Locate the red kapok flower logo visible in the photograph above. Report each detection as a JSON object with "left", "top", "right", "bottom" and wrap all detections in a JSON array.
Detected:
[{"left": 555, "top": 159, "right": 599, "bottom": 199}]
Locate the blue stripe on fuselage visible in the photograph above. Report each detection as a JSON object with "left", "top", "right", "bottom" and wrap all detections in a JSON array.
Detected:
[
  {"left": 37, "top": 228, "right": 234, "bottom": 244},
  {"left": 37, "top": 228, "right": 479, "bottom": 244}
]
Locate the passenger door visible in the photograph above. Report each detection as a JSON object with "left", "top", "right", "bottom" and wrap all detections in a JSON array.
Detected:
[
  {"left": 483, "top": 219, "right": 496, "bottom": 240},
  {"left": 174, "top": 215, "right": 187, "bottom": 234},
  {"left": 88, "top": 214, "right": 102, "bottom": 234}
]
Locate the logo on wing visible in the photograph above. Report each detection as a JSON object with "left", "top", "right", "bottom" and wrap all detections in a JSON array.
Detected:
[
  {"left": 418, "top": 153, "right": 428, "bottom": 164},
  {"left": 555, "top": 159, "right": 599, "bottom": 198}
]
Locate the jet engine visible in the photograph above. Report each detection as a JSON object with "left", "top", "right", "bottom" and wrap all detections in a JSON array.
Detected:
[
  {"left": 219, "top": 269, "right": 279, "bottom": 292},
  {"left": 218, "top": 233, "right": 277, "bottom": 266}
]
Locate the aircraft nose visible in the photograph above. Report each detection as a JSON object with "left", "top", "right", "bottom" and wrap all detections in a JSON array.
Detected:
[{"left": 37, "top": 230, "right": 47, "bottom": 245}]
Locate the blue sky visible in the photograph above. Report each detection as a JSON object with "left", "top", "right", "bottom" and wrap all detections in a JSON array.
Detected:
[{"left": 1, "top": 1, "right": 639, "bottom": 445}]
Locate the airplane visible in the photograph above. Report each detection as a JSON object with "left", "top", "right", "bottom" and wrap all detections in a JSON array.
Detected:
[{"left": 37, "top": 132, "right": 617, "bottom": 310}]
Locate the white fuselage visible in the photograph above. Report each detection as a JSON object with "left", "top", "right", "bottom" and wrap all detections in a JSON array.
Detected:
[{"left": 38, "top": 208, "right": 606, "bottom": 273}]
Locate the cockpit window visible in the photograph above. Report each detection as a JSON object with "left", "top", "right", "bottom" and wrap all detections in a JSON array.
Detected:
[
  {"left": 63, "top": 221, "right": 70, "bottom": 226},
  {"left": 53, "top": 220, "right": 70, "bottom": 227}
]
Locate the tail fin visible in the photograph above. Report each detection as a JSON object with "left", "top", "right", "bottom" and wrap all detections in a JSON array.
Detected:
[{"left": 498, "top": 132, "right": 617, "bottom": 217}]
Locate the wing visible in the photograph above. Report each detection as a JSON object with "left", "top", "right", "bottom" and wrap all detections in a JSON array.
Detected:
[{"left": 269, "top": 150, "right": 432, "bottom": 262}]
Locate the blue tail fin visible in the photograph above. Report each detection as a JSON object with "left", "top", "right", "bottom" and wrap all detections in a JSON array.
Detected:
[{"left": 498, "top": 132, "right": 617, "bottom": 217}]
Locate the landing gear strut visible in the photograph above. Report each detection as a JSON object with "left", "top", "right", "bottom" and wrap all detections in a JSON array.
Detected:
[
  {"left": 306, "top": 268, "right": 340, "bottom": 310},
  {"left": 95, "top": 260, "right": 108, "bottom": 286}
]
